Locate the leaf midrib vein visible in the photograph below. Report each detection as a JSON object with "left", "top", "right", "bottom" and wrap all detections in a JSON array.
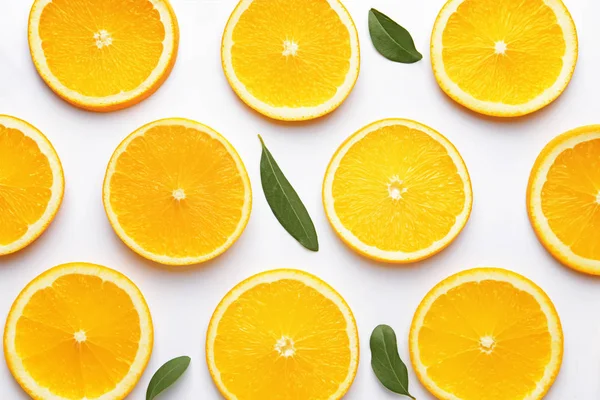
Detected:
[
  {"left": 147, "top": 363, "right": 185, "bottom": 399},
  {"left": 372, "top": 11, "right": 417, "bottom": 57},
  {"left": 263, "top": 148, "right": 312, "bottom": 244},
  {"left": 380, "top": 332, "right": 406, "bottom": 391}
]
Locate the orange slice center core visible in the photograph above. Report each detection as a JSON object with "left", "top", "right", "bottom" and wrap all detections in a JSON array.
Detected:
[
  {"left": 172, "top": 188, "right": 186, "bottom": 201},
  {"left": 282, "top": 40, "right": 299, "bottom": 57},
  {"left": 494, "top": 40, "right": 507, "bottom": 55},
  {"left": 73, "top": 330, "right": 87, "bottom": 343},
  {"left": 274, "top": 336, "right": 296, "bottom": 358},
  {"left": 479, "top": 335, "right": 496, "bottom": 354},
  {"left": 387, "top": 178, "right": 407, "bottom": 200},
  {"left": 93, "top": 30, "right": 113, "bottom": 49},
  {"left": 596, "top": 191, "right": 600, "bottom": 204}
]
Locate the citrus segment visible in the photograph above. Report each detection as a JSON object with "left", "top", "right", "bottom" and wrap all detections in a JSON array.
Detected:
[
  {"left": 206, "top": 269, "right": 359, "bottom": 399},
  {"left": 410, "top": 268, "right": 563, "bottom": 400},
  {"left": 29, "top": 0, "right": 179, "bottom": 111},
  {"left": 431, "top": 0, "right": 577, "bottom": 116},
  {"left": 4, "top": 262, "right": 153, "bottom": 400},
  {"left": 528, "top": 125, "right": 600, "bottom": 274},
  {"left": 222, "top": 0, "right": 360, "bottom": 120},
  {"left": 323, "top": 119, "right": 472, "bottom": 263},
  {"left": 103, "top": 118, "right": 252, "bottom": 265},
  {"left": 0, "top": 115, "right": 64, "bottom": 255}
]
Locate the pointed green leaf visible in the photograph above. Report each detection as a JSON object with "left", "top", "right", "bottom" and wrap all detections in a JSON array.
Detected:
[
  {"left": 369, "top": 8, "right": 422, "bottom": 63},
  {"left": 146, "top": 356, "right": 191, "bottom": 400},
  {"left": 258, "top": 135, "right": 319, "bottom": 251},
  {"left": 370, "top": 325, "right": 415, "bottom": 398}
]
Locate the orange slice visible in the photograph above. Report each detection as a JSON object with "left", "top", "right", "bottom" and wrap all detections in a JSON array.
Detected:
[
  {"left": 410, "top": 267, "right": 563, "bottom": 400},
  {"left": 0, "top": 115, "right": 64, "bottom": 255},
  {"left": 4, "top": 262, "right": 153, "bottom": 400},
  {"left": 323, "top": 119, "right": 472, "bottom": 263},
  {"left": 221, "top": 0, "right": 360, "bottom": 121},
  {"left": 527, "top": 125, "right": 600, "bottom": 275},
  {"left": 431, "top": 0, "right": 578, "bottom": 116},
  {"left": 206, "top": 269, "right": 359, "bottom": 399},
  {"left": 28, "top": 0, "right": 179, "bottom": 111},
  {"left": 103, "top": 118, "right": 252, "bottom": 265}
]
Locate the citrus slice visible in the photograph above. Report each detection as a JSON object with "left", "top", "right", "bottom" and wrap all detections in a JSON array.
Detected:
[
  {"left": 0, "top": 115, "right": 64, "bottom": 255},
  {"left": 4, "top": 262, "right": 153, "bottom": 400},
  {"left": 103, "top": 118, "right": 252, "bottom": 265},
  {"left": 410, "top": 267, "right": 563, "bottom": 400},
  {"left": 206, "top": 269, "right": 359, "bottom": 399},
  {"left": 431, "top": 0, "right": 578, "bottom": 117},
  {"left": 323, "top": 119, "right": 472, "bottom": 263},
  {"left": 221, "top": 0, "right": 360, "bottom": 121},
  {"left": 527, "top": 125, "right": 600, "bottom": 275},
  {"left": 28, "top": 0, "right": 179, "bottom": 112}
]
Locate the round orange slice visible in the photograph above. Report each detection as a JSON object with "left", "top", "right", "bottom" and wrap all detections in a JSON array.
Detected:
[
  {"left": 323, "top": 119, "right": 472, "bottom": 263},
  {"left": 527, "top": 125, "right": 600, "bottom": 275},
  {"left": 221, "top": 0, "right": 360, "bottom": 121},
  {"left": 0, "top": 115, "right": 64, "bottom": 255},
  {"left": 206, "top": 269, "right": 359, "bottom": 399},
  {"left": 103, "top": 118, "right": 252, "bottom": 265},
  {"left": 4, "top": 262, "right": 153, "bottom": 400},
  {"left": 410, "top": 267, "right": 563, "bottom": 400},
  {"left": 431, "top": 0, "right": 578, "bottom": 117},
  {"left": 28, "top": 0, "right": 179, "bottom": 112}
]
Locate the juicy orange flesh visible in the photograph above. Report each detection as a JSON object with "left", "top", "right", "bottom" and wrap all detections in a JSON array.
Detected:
[
  {"left": 15, "top": 274, "right": 140, "bottom": 398},
  {"left": 542, "top": 138, "right": 600, "bottom": 260},
  {"left": 441, "top": 0, "right": 566, "bottom": 104},
  {"left": 418, "top": 280, "right": 552, "bottom": 399},
  {"left": 0, "top": 124, "right": 53, "bottom": 245},
  {"left": 213, "top": 279, "right": 352, "bottom": 399},
  {"left": 109, "top": 125, "right": 247, "bottom": 258},
  {"left": 230, "top": 0, "right": 351, "bottom": 108},
  {"left": 38, "top": 0, "right": 165, "bottom": 97},
  {"left": 332, "top": 125, "right": 466, "bottom": 252}
]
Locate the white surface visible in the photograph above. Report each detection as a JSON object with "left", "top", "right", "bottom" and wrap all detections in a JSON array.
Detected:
[{"left": 0, "top": 0, "right": 598, "bottom": 399}]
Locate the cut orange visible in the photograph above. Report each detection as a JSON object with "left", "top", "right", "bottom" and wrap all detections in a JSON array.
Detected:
[
  {"left": 527, "top": 125, "right": 600, "bottom": 275},
  {"left": 0, "top": 115, "right": 64, "bottom": 255},
  {"left": 206, "top": 269, "right": 359, "bottom": 399},
  {"left": 431, "top": 0, "right": 578, "bottom": 117},
  {"left": 4, "top": 262, "right": 153, "bottom": 400},
  {"left": 410, "top": 267, "right": 563, "bottom": 400},
  {"left": 323, "top": 119, "right": 472, "bottom": 263},
  {"left": 221, "top": 0, "right": 360, "bottom": 121},
  {"left": 103, "top": 118, "right": 252, "bottom": 265},
  {"left": 28, "top": 0, "right": 179, "bottom": 112}
]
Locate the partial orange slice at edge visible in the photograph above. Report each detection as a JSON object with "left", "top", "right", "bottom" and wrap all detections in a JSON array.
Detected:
[
  {"left": 0, "top": 115, "right": 64, "bottom": 255},
  {"left": 206, "top": 269, "right": 359, "bottom": 399},
  {"left": 410, "top": 267, "right": 563, "bottom": 400},
  {"left": 528, "top": 125, "right": 600, "bottom": 274},
  {"left": 28, "top": 0, "right": 179, "bottom": 111},
  {"left": 4, "top": 262, "right": 153, "bottom": 400}
]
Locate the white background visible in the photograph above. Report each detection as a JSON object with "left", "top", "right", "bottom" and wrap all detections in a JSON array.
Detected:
[{"left": 0, "top": 0, "right": 599, "bottom": 398}]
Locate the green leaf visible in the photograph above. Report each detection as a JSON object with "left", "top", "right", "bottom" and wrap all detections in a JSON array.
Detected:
[
  {"left": 368, "top": 8, "right": 422, "bottom": 63},
  {"left": 258, "top": 135, "right": 319, "bottom": 251},
  {"left": 370, "top": 325, "right": 415, "bottom": 398},
  {"left": 146, "top": 356, "right": 191, "bottom": 400}
]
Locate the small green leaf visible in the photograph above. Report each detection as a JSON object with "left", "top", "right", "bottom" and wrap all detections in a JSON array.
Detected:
[
  {"left": 370, "top": 325, "right": 415, "bottom": 398},
  {"left": 258, "top": 135, "right": 319, "bottom": 251},
  {"left": 368, "top": 8, "right": 422, "bottom": 63},
  {"left": 146, "top": 356, "right": 191, "bottom": 400}
]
